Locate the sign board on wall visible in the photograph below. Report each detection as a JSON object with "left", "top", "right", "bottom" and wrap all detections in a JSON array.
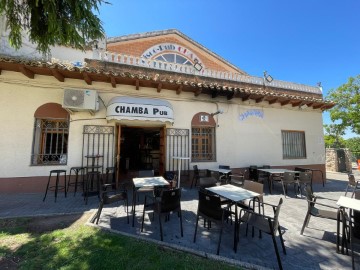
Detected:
[{"left": 106, "top": 97, "right": 174, "bottom": 123}]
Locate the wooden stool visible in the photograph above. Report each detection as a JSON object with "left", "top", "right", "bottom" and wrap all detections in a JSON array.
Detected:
[{"left": 43, "top": 170, "right": 67, "bottom": 202}]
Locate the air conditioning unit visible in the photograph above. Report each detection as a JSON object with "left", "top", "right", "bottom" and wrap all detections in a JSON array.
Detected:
[{"left": 62, "top": 89, "right": 99, "bottom": 113}]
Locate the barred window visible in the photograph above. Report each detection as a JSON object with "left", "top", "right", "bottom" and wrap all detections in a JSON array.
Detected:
[
  {"left": 31, "top": 103, "right": 69, "bottom": 165},
  {"left": 191, "top": 113, "right": 216, "bottom": 162},
  {"left": 282, "top": 130, "right": 306, "bottom": 159}
]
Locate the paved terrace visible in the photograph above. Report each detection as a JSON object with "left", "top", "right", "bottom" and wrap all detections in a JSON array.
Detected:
[{"left": 0, "top": 171, "right": 359, "bottom": 269}]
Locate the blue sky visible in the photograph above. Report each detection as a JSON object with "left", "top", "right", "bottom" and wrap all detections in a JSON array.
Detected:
[{"left": 98, "top": 1, "right": 359, "bottom": 138}]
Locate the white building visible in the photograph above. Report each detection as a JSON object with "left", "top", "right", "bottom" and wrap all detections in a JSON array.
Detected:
[{"left": 0, "top": 28, "right": 334, "bottom": 193}]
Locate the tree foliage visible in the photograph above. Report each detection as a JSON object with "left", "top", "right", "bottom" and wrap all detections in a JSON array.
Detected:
[
  {"left": 345, "top": 137, "right": 360, "bottom": 157},
  {"left": 0, "top": 0, "right": 109, "bottom": 53},
  {"left": 327, "top": 75, "right": 360, "bottom": 135},
  {"left": 323, "top": 123, "right": 346, "bottom": 148}
]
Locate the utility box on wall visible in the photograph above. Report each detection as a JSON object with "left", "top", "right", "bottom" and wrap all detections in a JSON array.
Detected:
[{"left": 326, "top": 148, "right": 352, "bottom": 172}]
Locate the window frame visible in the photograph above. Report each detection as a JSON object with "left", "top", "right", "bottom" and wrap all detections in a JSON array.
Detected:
[
  {"left": 281, "top": 130, "right": 307, "bottom": 159},
  {"left": 191, "top": 126, "right": 216, "bottom": 162}
]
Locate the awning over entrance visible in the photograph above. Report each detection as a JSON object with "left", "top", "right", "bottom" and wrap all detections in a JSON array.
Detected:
[{"left": 107, "top": 97, "right": 174, "bottom": 123}]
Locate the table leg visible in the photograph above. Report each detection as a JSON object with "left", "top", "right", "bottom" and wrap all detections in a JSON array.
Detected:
[
  {"left": 234, "top": 204, "right": 238, "bottom": 252},
  {"left": 132, "top": 188, "right": 137, "bottom": 227}
]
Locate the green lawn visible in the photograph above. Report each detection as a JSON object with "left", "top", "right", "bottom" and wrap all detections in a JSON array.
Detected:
[{"left": 0, "top": 215, "right": 241, "bottom": 270}]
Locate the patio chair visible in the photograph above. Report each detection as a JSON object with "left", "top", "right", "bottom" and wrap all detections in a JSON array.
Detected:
[
  {"left": 249, "top": 165, "right": 258, "bottom": 181},
  {"left": 229, "top": 173, "right": 245, "bottom": 187},
  {"left": 164, "top": 170, "right": 178, "bottom": 189},
  {"left": 193, "top": 189, "right": 234, "bottom": 255},
  {"left": 141, "top": 188, "right": 183, "bottom": 241},
  {"left": 258, "top": 165, "right": 270, "bottom": 184},
  {"left": 300, "top": 185, "right": 340, "bottom": 235},
  {"left": 191, "top": 165, "right": 207, "bottom": 188},
  {"left": 297, "top": 171, "right": 312, "bottom": 197},
  {"left": 239, "top": 198, "right": 286, "bottom": 270},
  {"left": 219, "top": 165, "right": 231, "bottom": 183},
  {"left": 238, "top": 180, "right": 264, "bottom": 208},
  {"left": 90, "top": 181, "right": 128, "bottom": 225},
  {"left": 345, "top": 174, "right": 360, "bottom": 198},
  {"left": 281, "top": 172, "right": 297, "bottom": 197}
]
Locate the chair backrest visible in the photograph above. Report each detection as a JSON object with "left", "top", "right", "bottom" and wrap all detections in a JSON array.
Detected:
[
  {"left": 159, "top": 188, "right": 181, "bottom": 213},
  {"left": 272, "top": 198, "right": 283, "bottom": 233},
  {"left": 282, "top": 172, "right": 296, "bottom": 183},
  {"left": 164, "top": 171, "right": 178, "bottom": 188},
  {"left": 104, "top": 166, "right": 116, "bottom": 186},
  {"left": 199, "top": 177, "right": 217, "bottom": 188},
  {"left": 243, "top": 180, "right": 263, "bottom": 201},
  {"left": 294, "top": 167, "right": 307, "bottom": 172},
  {"left": 219, "top": 165, "right": 230, "bottom": 170},
  {"left": 261, "top": 165, "right": 271, "bottom": 169},
  {"left": 249, "top": 165, "right": 258, "bottom": 180},
  {"left": 138, "top": 170, "right": 154, "bottom": 177},
  {"left": 198, "top": 190, "right": 223, "bottom": 220},
  {"left": 193, "top": 165, "right": 200, "bottom": 177},
  {"left": 348, "top": 174, "right": 356, "bottom": 186},
  {"left": 298, "top": 172, "right": 312, "bottom": 184}
]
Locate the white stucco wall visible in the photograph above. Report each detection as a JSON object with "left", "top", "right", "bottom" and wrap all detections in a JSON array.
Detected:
[{"left": 0, "top": 70, "right": 326, "bottom": 178}]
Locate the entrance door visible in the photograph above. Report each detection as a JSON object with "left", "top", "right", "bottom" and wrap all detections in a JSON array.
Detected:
[
  {"left": 116, "top": 125, "right": 165, "bottom": 179},
  {"left": 337, "top": 149, "right": 346, "bottom": 172}
]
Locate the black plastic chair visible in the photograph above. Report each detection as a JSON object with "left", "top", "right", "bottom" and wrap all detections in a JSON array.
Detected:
[
  {"left": 193, "top": 190, "right": 234, "bottom": 255},
  {"left": 239, "top": 198, "right": 286, "bottom": 270},
  {"left": 141, "top": 188, "right": 183, "bottom": 241},
  {"left": 281, "top": 172, "right": 297, "bottom": 197},
  {"left": 164, "top": 170, "right": 178, "bottom": 189},
  {"left": 191, "top": 165, "right": 206, "bottom": 188},
  {"left": 249, "top": 165, "right": 258, "bottom": 181},
  {"left": 297, "top": 171, "right": 312, "bottom": 197},
  {"left": 90, "top": 183, "right": 128, "bottom": 225},
  {"left": 300, "top": 185, "right": 339, "bottom": 235}
]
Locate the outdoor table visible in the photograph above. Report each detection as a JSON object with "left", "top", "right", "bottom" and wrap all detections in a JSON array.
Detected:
[
  {"left": 206, "top": 184, "right": 260, "bottom": 252},
  {"left": 257, "top": 168, "right": 297, "bottom": 194},
  {"left": 172, "top": 156, "right": 190, "bottom": 188},
  {"left": 336, "top": 196, "right": 360, "bottom": 268},
  {"left": 132, "top": 176, "right": 169, "bottom": 226}
]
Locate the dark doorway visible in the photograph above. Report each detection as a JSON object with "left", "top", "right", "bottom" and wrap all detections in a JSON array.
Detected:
[
  {"left": 120, "top": 127, "right": 161, "bottom": 175},
  {"left": 337, "top": 149, "right": 347, "bottom": 172}
]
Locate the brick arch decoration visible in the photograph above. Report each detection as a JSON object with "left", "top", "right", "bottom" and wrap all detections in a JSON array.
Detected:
[
  {"left": 34, "top": 103, "right": 69, "bottom": 119},
  {"left": 191, "top": 112, "right": 216, "bottom": 126},
  {"left": 141, "top": 43, "right": 204, "bottom": 67}
]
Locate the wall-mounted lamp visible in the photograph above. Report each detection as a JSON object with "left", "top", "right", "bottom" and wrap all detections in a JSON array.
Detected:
[
  {"left": 263, "top": 71, "right": 273, "bottom": 83},
  {"left": 193, "top": 59, "right": 203, "bottom": 72},
  {"left": 211, "top": 109, "right": 224, "bottom": 116}
]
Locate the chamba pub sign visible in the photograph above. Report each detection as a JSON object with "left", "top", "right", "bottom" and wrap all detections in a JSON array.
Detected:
[{"left": 106, "top": 97, "right": 174, "bottom": 123}]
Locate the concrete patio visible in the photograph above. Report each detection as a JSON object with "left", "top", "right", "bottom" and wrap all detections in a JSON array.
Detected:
[{"left": 1, "top": 171, "right": 359, "bottom": 269}]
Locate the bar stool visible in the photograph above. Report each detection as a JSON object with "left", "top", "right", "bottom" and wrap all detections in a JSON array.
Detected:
[
  {"left": 43, "top": 169, "right": 67, "bottom": 202},
  {"left": 84, "top": 170, "right": 101, "bottom": 205},
  {"left": 67, "top": 166, "right": 85, "bottom": 196}
]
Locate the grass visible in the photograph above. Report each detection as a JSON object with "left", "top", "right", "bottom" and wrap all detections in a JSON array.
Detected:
[{"left": 0, "top": 214, "right": 241, "bottom": 270}]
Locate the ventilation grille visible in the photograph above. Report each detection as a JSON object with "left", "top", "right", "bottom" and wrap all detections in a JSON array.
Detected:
[
  {"left": 62, "top": 89, "right": 99, "bottom": 112},
  {"left": 63, "top": 89, "right": 85, "bottom": 107}
]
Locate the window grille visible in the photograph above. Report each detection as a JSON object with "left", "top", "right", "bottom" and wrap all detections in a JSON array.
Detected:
[
  {"left": 31, "top": 119, "right": 69, "bottom": 165},
  {"left": 282, "top": 130, "right": 306, "bottom": 159},
  {"left": 191, "top": 127, "right": 216, "bottom": 161}
]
